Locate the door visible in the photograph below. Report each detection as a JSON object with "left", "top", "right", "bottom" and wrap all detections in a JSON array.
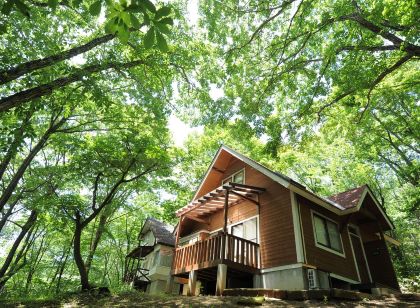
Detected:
[
  {"left": 350, "top": 232, "right": 371, "bottom": 283},
  {"left": 230, "top": 217, "right": 258, "bottom": 262}
]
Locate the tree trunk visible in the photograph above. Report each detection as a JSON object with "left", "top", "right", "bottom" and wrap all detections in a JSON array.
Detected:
[
  {"left": 0, "top": 211, "right": 37, "bottom": 290},
  {"left": 0, "top": 117, "right": 66, "bottom": 212},
  {"left": 85, "top": 213, "right": 108, "bottom": 276},
  {"left": 73, "top": 220, "right": 90, "bottom": 290},
  {"left": 0, "top": 211, "right": 37, "bottom": 278},
  {"left": 0, "top": 111, "right": 33, "bottom": 182},
  {"left": 24, "top": 233, "right": 46, "bottom": 293}
]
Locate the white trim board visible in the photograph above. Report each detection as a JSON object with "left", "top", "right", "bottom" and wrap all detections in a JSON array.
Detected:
[
  {"left": 343, "top": 187, "right": 393, "bottom": 229},
  {"left": 291, "top": 191, "right": 305, "bottom": 263},
  {"left": 260, "top": 263, "right": 304, "bottom": 274}
]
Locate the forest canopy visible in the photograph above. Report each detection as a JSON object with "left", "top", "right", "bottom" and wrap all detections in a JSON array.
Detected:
[{"left": 0, "top": 0, "right": 418, "bottom": 298}]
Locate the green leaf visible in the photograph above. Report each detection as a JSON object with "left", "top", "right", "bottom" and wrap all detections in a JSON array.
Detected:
[
  {"left": 126, "top": 4, "right": 143, "bottom": 13},
  {"left": 48, "top": 0, "right": 59, "bottom": 10},
  {"left": 155, "top": 23, "right": 170, "bottom": 35},
  {"left": 89, "top": 0, "right": 102, "bottom": 16},
  {"left": 155, "top": 6, "right": 171, "bottom": 20},
  {"left": 1, "top": 1, "right": 13, "bottom": 15},
  {"left": 104, "top": 17, "right": 118, "bottom": 34},
  {"left": 143, "top": 12, "right": 150, "bottom": 25},
  {"left": 130, "top": 14, "right": 141, "bottom": 28},
  {"left": 0, "top": 22, "right": 7, "bottom": 34},
  {"left": 155, "top": 31, "right": 168, "bottom": 52},
  {"left": 15, "top": 0, "right": 30, "bottom": 18},
  {"left": 158, "top": 17, "right": 173, "bottom": 26},
  {"left": 116, "top": 27, "right": 129, "bottom": 44},
  {"left": 143, "top": 26, "right": 155, "bottom": 49},
  {"left": 71, "top": 0, "right": 83, "bottom": 7},
  {"left": 140, "top": 0, "right": 156, "bottom": 13}
]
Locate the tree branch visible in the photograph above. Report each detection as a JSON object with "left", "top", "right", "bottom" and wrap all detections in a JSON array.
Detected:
[
  {"left": 0, "top": 59, "right": 147, "bottom": 112},
  {"left": 0, "top": 33, "right": 115, "bottom": 85}
]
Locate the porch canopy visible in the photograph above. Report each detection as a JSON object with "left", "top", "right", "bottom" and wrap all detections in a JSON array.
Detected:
[{"left": 176, "top": 182, "right": 265, "bottom": 223}]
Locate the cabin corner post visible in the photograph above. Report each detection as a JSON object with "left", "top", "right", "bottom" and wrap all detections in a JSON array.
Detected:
[{"left": 222, "top": 188, "right": 230, "bottom": 260}]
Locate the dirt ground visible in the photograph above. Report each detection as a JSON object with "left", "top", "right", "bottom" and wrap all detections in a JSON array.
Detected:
[{"left": 1, "top": 292, "right": 418, "bottom": 307}]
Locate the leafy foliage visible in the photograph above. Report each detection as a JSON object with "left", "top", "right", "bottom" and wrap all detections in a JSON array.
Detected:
[{"left": 0, "top": 0, "right": 418, "bottom": 298}]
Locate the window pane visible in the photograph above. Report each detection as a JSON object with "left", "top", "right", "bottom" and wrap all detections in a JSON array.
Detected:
[
  {"left": 327, "top": 221, "right": 342, "bottom": 252},
  {"left": 233, "top": 171, "right": 244, "bottom": 184},
  {"left": 244, "top": 218, "right": 257, "bottom": 242},
  {"left": 314, "top": 215, "right": 329, "bottom": 246},
  {"left": 232, "top": 223, "right": 243, "bottom": 238}
]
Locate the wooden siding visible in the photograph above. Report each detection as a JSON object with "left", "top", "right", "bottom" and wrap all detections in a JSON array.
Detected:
[
  {"left": 180, "top": 155, "right": 297, "bottom": 269},
  {"left": 298, "top": 196, "right": 359, "bottom": 281}
]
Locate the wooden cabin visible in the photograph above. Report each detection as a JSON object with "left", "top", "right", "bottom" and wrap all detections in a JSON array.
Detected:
[
  {"left": 125, "top": 218, "right": 182, "bottom": 294},
  {"left": 166, "top": 145, "right": 400, "bottom": 296}
]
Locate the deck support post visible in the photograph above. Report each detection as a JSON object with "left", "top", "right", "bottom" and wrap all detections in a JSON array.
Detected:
[
  {"left": 187, "top": 270, "right": 197, "bottom": 296},
  {"left": 165, "top": 275, "right": 174, "bottom": 294},
  {"left": 216, "top": 263, "right": 227, "bottom": 296}
]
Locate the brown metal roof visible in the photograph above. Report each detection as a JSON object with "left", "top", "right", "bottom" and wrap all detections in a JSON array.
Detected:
[{"left": 328, "top": 185, "right": 367, "bottom": 209}]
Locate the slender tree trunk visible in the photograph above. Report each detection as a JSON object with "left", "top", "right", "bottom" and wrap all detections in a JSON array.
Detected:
[
  {"left": 85, "top": 213, "right": 108, "bottom": 276},
  {"left": 73, "top": 219, "right": 90, "bottom": 290},
  {"left": 0, "top": 211, "right": 37, "bottom": 278},
  {"left": 49, "top": 236, "right": 73, "bottom": 292},
  {"left": 24, "top": 233, "right": 46, "bottom": 293},
  {"left": 0, "top": 111, "right": 33, "bottom": 182},
  {"left": 0, "top": 117, "right": 66, "bottom": 213},
  {"left": 0, "top": 196, "right": 20, "bottom": 233},
  {"left": 0, "top": 211, "right": 37, "bottom": 290},
  {"left": 55, "top": 247, "right": 71, "bottom": 294}
]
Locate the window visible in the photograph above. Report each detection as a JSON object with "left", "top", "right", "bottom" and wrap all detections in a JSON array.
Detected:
[
  {"left": 313, "top": 213, "right": 343, "bottom": 253},
  {"left": 230, "top": 217, "right": 258, "bottom": 243},
  {"left": 222, "top": 169, "right": 245, "bottom": 185}
]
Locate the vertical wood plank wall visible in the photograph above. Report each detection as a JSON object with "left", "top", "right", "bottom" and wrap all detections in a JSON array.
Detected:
[
  {"left": 298, "top": 196, "right": 359, "bottom": 281},
  {"left": 180, "top": 156, "right": 297, "bottom": 269}
]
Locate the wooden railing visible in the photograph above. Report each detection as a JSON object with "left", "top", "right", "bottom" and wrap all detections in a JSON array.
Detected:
[{"left": 172, "top": 233, "right": 260, "bottom": 274}]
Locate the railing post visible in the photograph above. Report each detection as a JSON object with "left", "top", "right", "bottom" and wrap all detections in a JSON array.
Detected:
[{"left": 222, "top": 189, "right": 229, "bottom": 261}]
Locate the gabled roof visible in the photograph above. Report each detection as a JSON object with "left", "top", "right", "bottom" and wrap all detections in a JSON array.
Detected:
[
  {"left": 328, "top": 185, "right": 367, "bottom": 209},
  {"left": 187, "top": 145, "right": 394, "bottom": 230},
  {"left": 330, "top": 184, "right": 394, "bottom": 229},
  {"left": 191, "top": 145, "right": 346, "bottom": 212},
  {"left": 139, "top": 217, "right": 175, "bottom": 247}
]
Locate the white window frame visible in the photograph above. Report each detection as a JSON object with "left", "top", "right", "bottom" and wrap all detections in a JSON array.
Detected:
[
  {"left": 222, "top": 168, "right": 245, "bottom": 185},
  {"left": 211, "top": 215, "right": 260, "bottom": 244},
  {"left": 310, "top": 210, "right": 345, "bottom": 258}
]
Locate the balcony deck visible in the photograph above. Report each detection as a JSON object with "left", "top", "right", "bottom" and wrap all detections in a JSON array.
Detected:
[{"left": 172, "top": 232, "right": 260, "bottom": 275}]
